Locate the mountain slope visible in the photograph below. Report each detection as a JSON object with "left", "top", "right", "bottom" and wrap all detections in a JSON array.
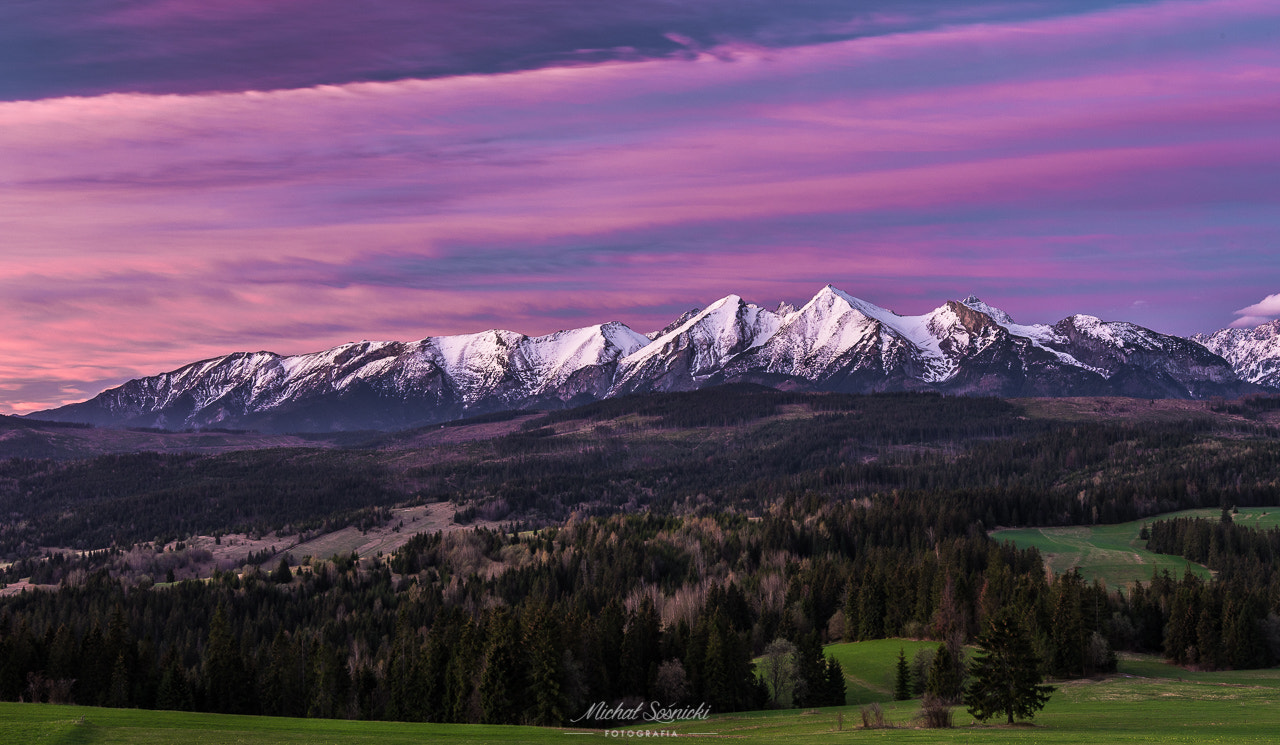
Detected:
[{"left": 1193, "top": 321, "right": 1280, "bottom": 388}]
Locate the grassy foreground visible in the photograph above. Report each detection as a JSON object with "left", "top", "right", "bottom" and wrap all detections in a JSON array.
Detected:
[
  {"left": 6, "top": 650, "right": 1280, "bottom": 745},
  {"left": 991, "top": 506, "right": 1280, "bottom": 589}
]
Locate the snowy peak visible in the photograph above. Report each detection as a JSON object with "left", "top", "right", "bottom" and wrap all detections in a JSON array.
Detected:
[
  {"left": 512, "top": 322, "right": 650, "bottom": 392},
  {"left": 613, "top": 295, "right": 781, "bottom": 393},
  {"left": 960, "top": 295, "right": 1015, "bottom": 325},
  {"left": 733, "top": 286, "right": 889, "bottom": 380}
]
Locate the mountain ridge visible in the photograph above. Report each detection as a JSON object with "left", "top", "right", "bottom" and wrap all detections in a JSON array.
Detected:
[{"left": 30, "top": 286, "right": 1276, "bottom": 432}]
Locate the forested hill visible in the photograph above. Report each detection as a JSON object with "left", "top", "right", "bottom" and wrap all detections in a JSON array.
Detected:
[
  {"left": 3, "top": 389, "right": 1280, "bottom": 560},
  {"left": 2, "top": 389, "right": 1280, "bottom": 722}
]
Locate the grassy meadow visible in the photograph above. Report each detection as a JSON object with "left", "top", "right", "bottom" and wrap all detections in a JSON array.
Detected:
[
  {"left": 7, "top": 645, "right": 1280, "bottom": 745},
  {"left": 991, "top": 506, "right": 1280, "bottom": 589}
]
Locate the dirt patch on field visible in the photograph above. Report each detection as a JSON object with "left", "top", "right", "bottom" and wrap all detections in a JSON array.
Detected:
[
  {"left": 282, "top": 502, "right": 500, "bottom": 563},
  {"left": 179, "top": 502, "right": 499, "bottom": 570},
  {"left": 0, "top": 579, "right": 60, "bottom": 597}
]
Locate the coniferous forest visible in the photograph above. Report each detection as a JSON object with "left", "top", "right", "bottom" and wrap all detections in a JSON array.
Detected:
[{"left": 2, "top": 389, "right": 1279, "bottom": 723}]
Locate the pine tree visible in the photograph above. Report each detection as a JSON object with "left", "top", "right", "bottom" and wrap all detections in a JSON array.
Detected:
[
  {"left": 792, "top": 632, "right": 827, "bottom": 707},
  {"left": 894, "top": 648, "right": 912, "bottom": 701},
  {"left": 823, "top": 656, "right": 846, "bottom": 706},
  {"left": 619, "top": 597, "right": 661, "bottom": 697},
  {"left": 858, "top": 575, "right": 885, "bottom": 640},
  {"left": 926, "top": 641, "right": 961, "bottom": 704},
  {"left": 156, "top": 649, "right": 193, "bottom": 712},
  {"left": 479, "top": 608, "right": 524, "bottom": 724},
  {"left": 523, "top": 605, "right": 566, "bottom": 726},
  {"left": 1049, "top": 570, "right": 1085, "bottom": 677},
  {"left": 965, "top": 609, "right": 1054, "bottom": 725},
  {"left": 47, "top": 624, "right": 78, "bottom": 684},
  {"left": 107, "top": 653, "right": 131, "bottom": 708},
  {"left": 272, "top": 558, "right": 293, "bottom": 584},
  {"left": 203, "top": 603, "right": 249, "bottom": 714}
]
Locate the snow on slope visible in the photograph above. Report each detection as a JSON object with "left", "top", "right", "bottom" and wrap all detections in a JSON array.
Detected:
[
  {"left": 740, "top": 286, "right": 959, "bottom": 381},
  {"left": 35, "top": 286, "right": 1266, "bottom": 432},
  {"left": 744, "top": 285, "right": 883, "bottom": 378},
  {"left": 957, "top": 296, "right": 1106, "bottom": 376},
  {"left": 1194, "top": 320, "right": 1280, "bottom": 387},
  {"left": 511, "top": 322, "right": 651, "bottom": 393},
  {"left": 612, "top": 295, "right": 781, "bottom": 392}
]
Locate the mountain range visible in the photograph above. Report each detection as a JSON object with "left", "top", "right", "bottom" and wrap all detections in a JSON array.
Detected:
[{"left": 30, "top": 287, "right": 1280, "bottom": 432}]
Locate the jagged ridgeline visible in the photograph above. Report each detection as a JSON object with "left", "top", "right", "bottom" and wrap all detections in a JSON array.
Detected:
[{"left": 28, "top": 287, "right": 1278, "bottom": 433}]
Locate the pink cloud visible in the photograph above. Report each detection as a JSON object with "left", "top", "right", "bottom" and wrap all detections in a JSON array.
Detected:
[{"left": 1231, "top": 294, "right": 1280, "bottom": 326}]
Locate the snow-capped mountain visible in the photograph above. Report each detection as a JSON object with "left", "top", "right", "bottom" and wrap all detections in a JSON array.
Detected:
[
  {"left": 39, "top": 323, "right": 648, "bottom": 431},
  {"left": 1193, "top": 321, "right": 1280, "bottom": 388},
  {"left": 31, "top": 287, "right": 1271, "bottom": 432},
  {"left": 717, "top": 289, "right": 1240, "bottom": 398},
  {"left": 611, "top": 295, "right": 781, "bottom": 395}
]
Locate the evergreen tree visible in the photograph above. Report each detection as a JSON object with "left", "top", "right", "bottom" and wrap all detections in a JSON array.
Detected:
[
  {"left": 47, "top": 624, "right": 78, "bottom": 685},
  {"left": 965, "top": 609, "right": 1054, "bottom": 725},
  {"left": 619, "top": 597, "right": 661, "bottom": 697},
  {"left": 792, "top": 632, "right": 827, "bottom": 708},
  {"left": 155, "top": 649, "right": 193, "bottom": 712},
  {"left": 479, "top": 608, "right": 524, "bottom": 724},
  {"left": 858, "top": 573, "right": 886, "bottom": 640},
  {"left": 272, "top": 558, "right": 293, "bottom": 584},
  {"left": 203, "top": 603, "right": 249, "bottom": 714},
  {"left": 926, "top": 641, "right": 962, "bottom": 704},
  {"left": 823, "top": 656, "right": 846, "bottom": 707},
  {"left": 1049, "top": 571, "right": 1085, "bottom": 677},
  {"left": 107, "top": 653, "right": 131, "bottom": 708},
  {"left": 595, "top": 599, "right": 626, "bottom": 698},
  {"left": 894, "top": 648, "right": 911, "bottom": 701},
  {"left": 523, "top": 605, "right": 566, "bottom": 726}
]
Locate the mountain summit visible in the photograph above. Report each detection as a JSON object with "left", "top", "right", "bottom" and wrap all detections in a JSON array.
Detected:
[{"left": 32, "top": 288, "right": 1270, "bottom": 432}]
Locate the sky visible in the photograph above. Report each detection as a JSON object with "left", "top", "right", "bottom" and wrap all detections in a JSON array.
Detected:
[{"left": 2, "top": 0, "right": 1279, "bottom": 415}]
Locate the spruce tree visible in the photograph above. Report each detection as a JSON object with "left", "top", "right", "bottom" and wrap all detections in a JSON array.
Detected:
[
  {"left": 203, "top": 604, "right": 248, "bottom": 714},
  {"left": 1049, "top": 571, "right": 1085, "bottom": 677},
  {"left": 479, "top": 608, "right": 524, "bottom": 724},
  {"left": 272, "top": 558, "right": 293, "bottom": 584},
  {"left": 792, "top": 632, "right": 827, "bottom": 707},
  {"left": 894, "top": 648, "right": 912, "bottom": 701},
  {"left": 965, "top": 609, "right": 1054, "bottom": 725},
  {"left": 824, "top": 656, "right": 846, "bottom": 706},
  {"left": 926, "top": 641, "right": 961, "bottom": 704},
  {"left": 523, "top": 605, "right": 566, "bottom": 726}
]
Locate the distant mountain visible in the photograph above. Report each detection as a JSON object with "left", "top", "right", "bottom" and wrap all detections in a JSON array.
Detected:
[
  {"left": 1193, "top": 320, "right": 1280, "bottom": 388},
  {"left": 31, "top": 287, "right": 1271, "bottom": 432}
]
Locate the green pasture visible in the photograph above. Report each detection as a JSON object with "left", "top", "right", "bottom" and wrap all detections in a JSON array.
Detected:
[
  {"left": 822, "top": 639, "right": 942, "bottom": 704},
  {"left": 10, "top": 641, "right": 1280, "bottom": 745},
  {"left": 0, "top": 704, "right": 552, "bottom": 745},
  {"left": 991, "top": 506, "right": 1280, "bottom": 590},
  {"left": 9, "top": 652, "right": 1280, "bottom": 744}
]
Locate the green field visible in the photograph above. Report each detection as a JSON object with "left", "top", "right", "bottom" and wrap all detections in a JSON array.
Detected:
[
  {"left": 8, "top": 652, "right": 1280, "bottom": 744},
  {"left": 991, "top": 507, "right": 1280, "bottom": 590},
  {"left": 8, "top": 643, "right": 1280, "bottom": 745},
  {"left": 823, "top": 639, "right": 942, "bottom": 704}
]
